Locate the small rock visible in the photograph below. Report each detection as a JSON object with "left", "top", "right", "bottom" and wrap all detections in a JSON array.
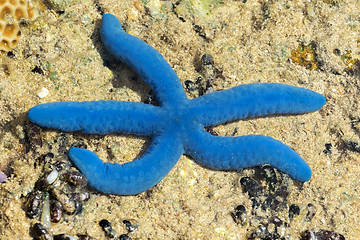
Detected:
[
  {"left": 99, "top": 219, "right": 116, "bottom": 238},
  {"left": 302, "top": 229, "right": 345, "bottom": 240},
  {"left": 240, "top": 177, "right": 264, "bottom": 198},
  {"left": 289, "top": 204, "right": 300, "bottom": 219},
  {"left": 231, "top": 205, "right": 246, "bottom": 224},
  {"left": 305, "top": 203, "right": 316, "bottom": 222}
]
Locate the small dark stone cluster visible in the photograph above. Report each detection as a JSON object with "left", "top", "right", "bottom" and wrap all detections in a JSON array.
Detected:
[
  {"left": 184, "top": 53, "right": 216, "bottom": 97},
  {"left": 32, "top": 222, "right": 95, "bottom": 240},
  {"left": 230, "top": 165, "right": 345, "bottom": 239},
  {"left": 26, "top": 154, "right": 90, "bottom": 221},
  {"left": 99, "top": 219, "right": 137, "bottom": 240},
  {"left": 24, "top": 127, "right": 94, "bottom": 239}
]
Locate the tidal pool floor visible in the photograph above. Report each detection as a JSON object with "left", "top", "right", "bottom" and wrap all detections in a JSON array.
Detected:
[{"left": 0, "top": 0, "right": 359, "bottom": 239}]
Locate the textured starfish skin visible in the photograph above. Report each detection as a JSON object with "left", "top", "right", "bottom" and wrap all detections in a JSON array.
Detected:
[{"left": 28, "top": 14, "right": 326, "bottom": 195}]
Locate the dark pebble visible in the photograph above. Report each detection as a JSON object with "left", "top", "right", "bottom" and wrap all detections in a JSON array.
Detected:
[
  {"left": 119, "top": 234, "right": 132, "bottom": 240},
  {"left": 261, "top": 196, "right": 273, "bottom": 211},
  {"left": 344, "top": 140, "right": 360, "bottom": 153},
  {"left": 240, "top": 177, "right": 264, "bottom": 198},
  {"left": 260, "top": 165, "right": 278, "bottom": 191},
  {"left": 27, "top": 122, "right": 42, "bottom": 148},
  {"left": 31, "top": 65, "right": 44, "bottom": 75},
  {"left": 50, "top": 200, "right": 63, "bottom": 223},
  {"left": 62, "top": 170, "right": 87, "bottom": 188},
  {"left": 275, "top": 186, "right": 289, "bottom": 200},
  {"left": 32, "top": 223, "right": 53, "bottom": 240},
  {"left": 193, "top": 25, "right": 206, "bottom": 38},
  {"left": 77, "top": 235, "right": 96, "bottom": 240},
  {"left": 37, "top": 152, "right": 54, "bottom": 167},
  {"left": 305, "top": 203, "right": 316, "bottom": 222},
  {"left": 302, "top": 229, "right": 345, "bottom": 240},
  {"left": 248, "top": 224, "right": 271, "bottom": 239},
  {"left": 51, "top": 189, "right": 77, "bottom": 215},
  {"left": 269, "top": 216, "right": 282, "bottom": 227},
  {"left": 231, "top": 205, "right": 246, "bottom": 224},
  {"left": 323, "top": 143, "right": 332, "bottom": 154},
  {"left": 271, "top": 197, "right": 287, "bottom": 211},
  {"left": 251, "top": 198, "right": 260, "bottom": 210},
  {"left": 68, "top": 192, "right": 90, "bottom": 202},
  {"left": 289, "top": 204, "right": 300, "bottom": 218},
  {"left": 204, "top": 126, "right": 218, "bottom": 136},
  {"left": 53, "top": 160, "right": 68, "bottom": 171},
  {"left": 201, "top": 53, "right": 214, "bottom": 66},
  {"left": 99, "top": 219, "right": 116, "bottom": 238},
  {"left": 26, "top": 190, "right": 44, "bottom": 219},
  {"left": 123, "top": 219, "right": 136, "bottom": 233},
  {"left": 54, "top": 234, "right": 77, "bottom": 240}
]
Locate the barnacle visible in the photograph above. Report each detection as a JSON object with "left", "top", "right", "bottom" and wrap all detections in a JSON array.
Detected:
[
  {"left": 0, "top": 0, "right": 41, "bottom": 52},
  {"left": 291, "top": 42, "right": 319, "bottom": 71}
]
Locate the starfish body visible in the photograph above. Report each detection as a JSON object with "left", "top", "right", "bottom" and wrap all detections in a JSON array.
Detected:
[{"left": 28, "top": 14, "right": 326, "bottom": 195}]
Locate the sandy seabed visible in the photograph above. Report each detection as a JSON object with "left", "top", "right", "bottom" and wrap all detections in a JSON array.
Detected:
[{"left": 0, "top": 0, "right": 359, "bottom": 239}]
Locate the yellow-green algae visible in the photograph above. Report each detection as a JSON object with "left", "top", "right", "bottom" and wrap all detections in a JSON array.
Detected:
[{"left": 291, "top": 42, "right": 319, "bottom": 71}]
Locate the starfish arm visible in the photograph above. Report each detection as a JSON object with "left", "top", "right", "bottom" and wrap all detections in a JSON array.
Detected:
[
  {"left": 184, "top": 129, "right": 312, "bottom": 181},
  {"left": 28, "top": 100, "right": 163, "bottom": 135},
  {"left": 68, "top": 131, "right": 184, "bottom": 195},
  {"left": 100, "top": 14, "right": 188, "bottom": 106},
  {"left": 189, "top": 83, "right": 326, "bottom": 126}
]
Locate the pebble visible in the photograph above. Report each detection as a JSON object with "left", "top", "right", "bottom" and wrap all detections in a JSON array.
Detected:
[
  {"left": 269, "top": 216, "right": 282, "bottom": 227},
  {"left": 51, "top": 189, "right": 77, "bottom": 215},
  {"left": 26, "top": 190, "right": 44, "bottom": 219},
  {"left": 32, "top": 223, "right": 53, "bottom": 240},
  {"left": 123, "top": 219, "right": 136, "bottom": 233},
  {"left": 62, "top": 170, "right": 87, "bottom": 188},
  {"left": 50, "top": 200, "right": 63, "bottom": 223},
  {"left": 38, "top": 87, "right": 49, "bottom": 99},
  {"left": 289, "top": 204, "right": 300, "bottom": 219},
  {"left": 77, "top": 235, "right": 96, "bottom": 240},
  {"left": 323, "top": 143, "right": 332, "bottom": 154},
  {"left": 0, "top": 171, "right": 7, "bottom": 183},
  {"left": 53, "top": 234, "right": 78, "bottom": 240},
  {"left": 119, "top": 234, "right": 132, "bottom": 240},
  {"left": 240, "top": 177, "right": 264, "bottom": 198},
  {"left": 37, "top": 169, "right": 59, "bottom": 190},
  {"left": 302, "top": 229, "right": 345, "bottom": 240},
  {"left": 260, "top": 165, "right": 278, "bottom": 191},
  {"left": 305, "top": 203, "right": 316, "bottom": 222},
  {"left": 343, "top": 140, "right": 360, "bottom": 153},
  {"left": 231, "top": 205, "right": 247, "bottom": 225},
  {"left": 248, "top": 224, "right": 271, "bottom": 239},
  {"left": 99, "top": 219, "right": 116, "bottom": 238},
  {"left": 68, "top": 192, "right": 90, "bottom": 203}
]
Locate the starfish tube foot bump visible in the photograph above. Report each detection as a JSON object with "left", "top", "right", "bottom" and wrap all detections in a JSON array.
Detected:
[{"left": 27, "top": 13, "right": 326, "bottom": 195}]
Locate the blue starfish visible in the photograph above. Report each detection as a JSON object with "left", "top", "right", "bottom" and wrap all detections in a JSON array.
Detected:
[{"left": 28, "top": 14, "right": 326, "bottom": 195}]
